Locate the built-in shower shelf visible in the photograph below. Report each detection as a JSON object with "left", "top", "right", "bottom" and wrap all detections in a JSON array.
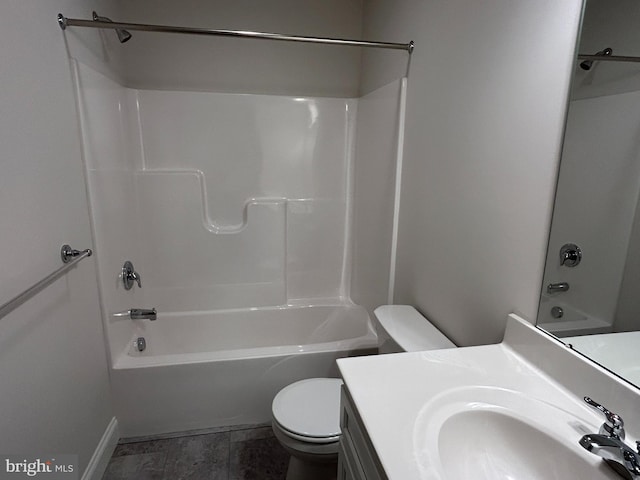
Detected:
[{"left": 136, "top": 169, "right": 287, "bottom": 233}]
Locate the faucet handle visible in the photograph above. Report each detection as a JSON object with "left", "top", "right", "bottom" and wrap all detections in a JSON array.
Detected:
[
  {"left": 560, "top": 243, "right": 582, "bottom": 267},
  {"left": 584, "top": 396, "right": 625, "bottom": 440},
  {"left": 131, "top": 270, "right": 142, "bottom": 288},
  {"left": 122, "top": 260, "right": 142, "bottom": 290}
]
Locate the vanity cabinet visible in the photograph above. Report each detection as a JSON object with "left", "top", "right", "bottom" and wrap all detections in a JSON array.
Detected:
[{"left": 338, "top": 386, "right": 387, "bottom": 480}]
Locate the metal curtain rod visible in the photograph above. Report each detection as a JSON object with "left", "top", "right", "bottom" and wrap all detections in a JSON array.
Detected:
[
  {"left": 577, "top": 54, "right": 640, "bottom": 64},
  {"left": 57, "top": 13, "right": 414, "bottom": 53},
  {"left": 0, "top": 245, "right": 92, "bottom": 320}
]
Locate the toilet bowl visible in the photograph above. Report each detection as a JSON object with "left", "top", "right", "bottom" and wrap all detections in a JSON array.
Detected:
[
  {"left": 272, "top": 378, "right": 343, "bottom": 480},
  {"left": 271, "top": 305, "right": 456, "bottom": 480}
]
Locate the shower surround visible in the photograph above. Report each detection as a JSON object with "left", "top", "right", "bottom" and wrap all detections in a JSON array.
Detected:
[{"left": 73, "top": 62, "right": 402, "bottom": 436}]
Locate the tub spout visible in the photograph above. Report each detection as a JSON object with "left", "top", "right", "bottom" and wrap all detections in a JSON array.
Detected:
[
  {"left": 130, "top": 308, "right": 157, "bottom": 321},
  {"left": 547, "top": 282, "right": 570, "bottom": 294}
]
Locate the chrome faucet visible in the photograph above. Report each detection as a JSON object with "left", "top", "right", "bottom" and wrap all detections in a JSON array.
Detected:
[
  {"left": 129, "top": 308, "right": 157, "bottom": 321},
  {"left": 122, "top": 261, "right": 142, "bottom": 290},
  {"left": 580, "top": 396, "right": 640, "bottom": 479},
  {"left": 560, "top": 243, "right": 582, "bottom": 267},
  {"left": 547, "top": 282, "right": 570, "bottom": 294}
]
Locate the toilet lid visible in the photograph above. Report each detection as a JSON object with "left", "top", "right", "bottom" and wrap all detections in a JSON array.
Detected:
[{"left": 272, "top": 378, "right": 343, "bottom": 440}]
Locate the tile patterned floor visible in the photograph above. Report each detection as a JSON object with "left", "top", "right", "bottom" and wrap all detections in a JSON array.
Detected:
[{"left": 102, "top": 426, "right": 290, "bottom": 480}]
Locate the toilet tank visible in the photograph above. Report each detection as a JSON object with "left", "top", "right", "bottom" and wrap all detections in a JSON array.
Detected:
[{"left": 374, "top": 305, "right": 456, "bottom": 353}]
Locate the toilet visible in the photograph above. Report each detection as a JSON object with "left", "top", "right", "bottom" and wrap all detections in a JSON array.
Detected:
[
  {"left": 374, "top": 304, "right": 456, "bottom": 353},
  {"left": 271, "top": 305, "right": 456, "bottom": 480}
]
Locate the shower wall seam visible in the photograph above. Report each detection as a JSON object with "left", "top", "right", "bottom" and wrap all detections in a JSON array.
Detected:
[
  {"left": 387, "top": 77, "right": 408, "bottom": 304},
  {"left": 68, "top": 58, "right": 118, "bottom": 371},
  {"left": 340, "top": 100, "right": 358, "bottom": 302}
]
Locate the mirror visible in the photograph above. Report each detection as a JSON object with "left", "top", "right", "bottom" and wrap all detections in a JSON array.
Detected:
[{"left": 537, "top": 0, "right": 640, "bottom": 389}]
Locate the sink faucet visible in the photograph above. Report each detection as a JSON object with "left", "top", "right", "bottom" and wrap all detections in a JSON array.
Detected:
[{"left": 580, "top": 396, "right": 640, "bottom": 479}]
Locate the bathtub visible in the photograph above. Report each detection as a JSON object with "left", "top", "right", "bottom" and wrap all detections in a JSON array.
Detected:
[
  {"left": 537, "top": 295, "right": 612, "bottom": 337},
  {"left": 110, "top": 304, "right": 377, "bottom": 437}
]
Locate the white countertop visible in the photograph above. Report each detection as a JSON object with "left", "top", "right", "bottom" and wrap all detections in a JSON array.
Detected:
[{"left": 336, "top": 316, "right": 632, "bottom": 480}]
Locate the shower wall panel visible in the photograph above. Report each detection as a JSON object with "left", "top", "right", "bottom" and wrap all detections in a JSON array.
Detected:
[
  {"left": 131, "top": 90, "right": 356, "bottom": 312},
  {"left": 76, "top": 62, "right": 358, "bottom": 361},
  {"left": 350, "top": 79, "right": 405, "bottom": 316},
  {"left": 74, "top": 62, "right": 142, "bottom": 363},
  {"left": 135, "top": 172, "right": 287, "bottom": 312}
]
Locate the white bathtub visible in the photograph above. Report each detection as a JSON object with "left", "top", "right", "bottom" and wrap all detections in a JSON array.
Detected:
[
  {"left": 110, "top": 304, "right": 377, "bottom": 437},
  {"left": 537, "top": 296, "right": 612, "bottom": 337}
]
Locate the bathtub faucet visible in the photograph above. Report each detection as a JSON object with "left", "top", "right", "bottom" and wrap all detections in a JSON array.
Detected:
[
  {"left": 129, "top": 308, "right": 157, "bottom": 321},
  {"left": 547, "top": 282, "right": 570, "bottom": 294}
]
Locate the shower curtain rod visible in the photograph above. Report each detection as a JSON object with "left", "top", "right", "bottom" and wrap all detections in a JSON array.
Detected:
[
  {"left": 577, "top": 54, "right": 640, "bottom": 64},
  {"left": 57, "top": 13, "right": 414, "bottom": 53}
]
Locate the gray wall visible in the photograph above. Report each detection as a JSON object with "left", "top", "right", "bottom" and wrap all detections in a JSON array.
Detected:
[
  {"left": 116, "top": 0, "right": 363, "bottom": 97},
  {"left": 0, "top": 0, "right": 116, "bottom": 475},
  {"left": 361, "top": 0, "right": 584, "bottom": 345}
]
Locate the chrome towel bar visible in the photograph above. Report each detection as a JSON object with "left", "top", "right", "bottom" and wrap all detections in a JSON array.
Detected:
[
  {"left": 0, "top": 245, "right": 92, "bottom": 320},
  {"left": 577, "top": 54, "right": 640, "bottom": 64}
]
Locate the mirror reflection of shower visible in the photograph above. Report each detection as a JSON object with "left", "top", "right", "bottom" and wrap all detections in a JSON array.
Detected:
[
  {"left": 579, "top": 47, "right": 612, "bottom": 70},
  {"left": 536, "top": 0, "right": 640, "bottom": 391}
]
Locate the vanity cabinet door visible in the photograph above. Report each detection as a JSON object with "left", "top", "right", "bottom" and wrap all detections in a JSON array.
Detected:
[
  {"left": 339, "top": 386, "right": 387, "bottom": 480},
  {"left": 338, "top": 437, "right": 362, "bottom": 480}
]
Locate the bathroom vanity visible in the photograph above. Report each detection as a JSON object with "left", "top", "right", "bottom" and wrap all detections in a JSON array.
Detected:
[
  {"left": 337, "top": 314, "right": 640, "bottom": 479},
  {"left": 338, "top": 386, "right": 386, "bottom": 480}
]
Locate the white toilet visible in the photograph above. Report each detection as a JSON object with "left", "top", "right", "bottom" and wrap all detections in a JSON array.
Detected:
[{"left": 271, "top": 305, "right": 456, "bottom": 480}]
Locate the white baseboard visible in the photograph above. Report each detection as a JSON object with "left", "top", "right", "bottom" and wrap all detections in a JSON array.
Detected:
[{"left": 82, "top": 417, "right": 119, "bottom": 480}]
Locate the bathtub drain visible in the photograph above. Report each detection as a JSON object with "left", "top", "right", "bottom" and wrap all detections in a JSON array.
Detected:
[{"left": 135, "top": 337, "right": 146, "bottom": 352}]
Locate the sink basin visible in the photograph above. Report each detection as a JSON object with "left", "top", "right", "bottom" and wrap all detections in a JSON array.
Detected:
[
  {"left": 439, "top": 410, "right": 610, "bottom": 479},
  {"left": 416, "top": 387, "right": 620, "bottom": 479},
  {"left": 338, "top": 316, "right": 640, "bottom": 480}
]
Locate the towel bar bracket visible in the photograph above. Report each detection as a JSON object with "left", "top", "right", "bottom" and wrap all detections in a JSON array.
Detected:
[
  {"left": 61, "top": 244, "right": 92, "bottom": 263},
  {"left": 0, "top": 244, "right": 93, "bottom": 320}
]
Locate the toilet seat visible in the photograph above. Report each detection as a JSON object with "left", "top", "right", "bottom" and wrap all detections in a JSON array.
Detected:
[
  {"left": 272, "top": 378, "right": 343, "bottom": 444},
  {"left": 273, "top": 419, "right": 341, "bottom": 445}
]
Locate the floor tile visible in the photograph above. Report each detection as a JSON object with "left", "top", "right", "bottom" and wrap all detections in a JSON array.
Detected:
[
  {"left": 162, "top": 432, "right": 230, "bottom": 480},
  {"left": 103, "top": 426, "right": 290, "bottom": 479},
  {"left": 229, "top": 433, "right": 289, "bottom": 480},
  {"left": 102, "top": 452, "right": 166, "bottom": 480},
  {"left": 112, "top": 438, "right": 174, "bottom": 458},
  {"left": 230, "top": 426, "right": 274, "bottom": 443}
]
